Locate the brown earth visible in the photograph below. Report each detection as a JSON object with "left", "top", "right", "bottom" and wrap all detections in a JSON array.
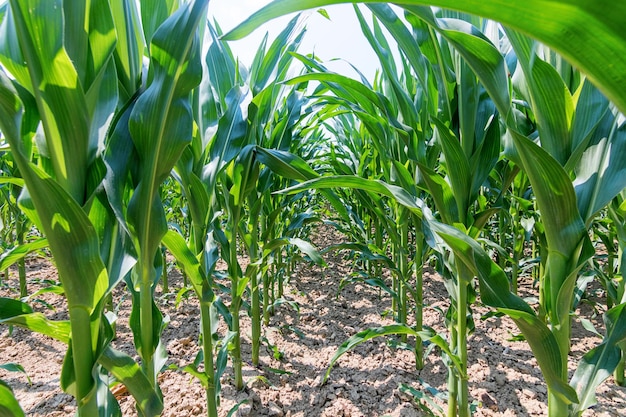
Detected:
[{"left": 1, "top": 224, "right": 626, "bottom": 416}]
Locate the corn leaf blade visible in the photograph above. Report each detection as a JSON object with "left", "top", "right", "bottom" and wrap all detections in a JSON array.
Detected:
[
  {"left": 0, "top": 381, "right": 24, "bottom": 417},
  {"left": 223, "top": 0, "right": 626, "bottom": 115},
  {"left": 429, "top": 221, "right": 579, "bottom": 404},
  {"left": 98, "top": 346, "right": 164, "bottom": 417}
]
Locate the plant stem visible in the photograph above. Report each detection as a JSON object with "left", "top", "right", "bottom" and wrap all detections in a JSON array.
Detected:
[
  {"left": 228, "top": 209, "right": 244, "bottom": 390},
  {"left": 249, "top": 208, "right": 261, "bottom": 366},
  {"left": 139, "top": 261, "right": 156, "bottom": 386},
  {"left": 375, "top": 225, "right": 383, "bottom": 280},
  {"left": 398, "top": 209, "right": 409, "bottom": 342},
  {"left": 263, "top": 269, "right": 271, "bottom": 326},
  {"left": 18, "top": 258, "right": 26, "bottom": 298},
  {"left": 414, "top": 234, "right": 424, "bottom": 370},
  {"left": 455, "top": 263, "right": 470, "bottom": 417},
  {"left": 277, "top": 249, "right": 284, "bottom": 299},
  {"left": 615, "top": 351, "right": 625, "bottom": 386},
  {"left": 200, "top": 290, "right": 218, "bottom": 417},
  {"left": 70, "top": 306, "right": 98, "bottom": 416},
  {"left": 547, "top": 391, "right": 569, "bottom": 417},
  {"left": 250, "top": 266, "right": 261, "bottom": 366},
  {"left": 17, "top": 222, "right": 27, "bottom": 297},
  {"left": 447, "top": 323, "right": 458, "bottom": 417}
]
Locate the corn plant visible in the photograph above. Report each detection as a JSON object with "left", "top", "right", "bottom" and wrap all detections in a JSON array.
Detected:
[
  {"left": 0, "top": 157, "right": 31, "bottom": 296},
  {"left": 0, "top": 0, "right": 207, "bottom": 415},
  {"left": 166, "top": 15, "right": 327, "bottom": 399}
]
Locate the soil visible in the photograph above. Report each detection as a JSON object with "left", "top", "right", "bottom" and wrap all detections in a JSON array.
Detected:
[{"left": 1, "top": 224, "right": 626, "bottom": 417}]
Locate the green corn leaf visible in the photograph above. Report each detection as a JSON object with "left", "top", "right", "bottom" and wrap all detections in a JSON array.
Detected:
[
  {"left": 109, "top": 0, "right": 144, "bottom": 100},
  {"left": 98, "top": 346, "right": 164, "bottom": 417},
  {"left": 253, "top": 146, "right": 350, "bottom": 221},
  {"left": 0, "top": 381, "right": 24, "bottom": 417},
  {"left": 429, "top": 221, "right": 579, "bottom": 405},
  {"left": 261, "top": 237, "right": 325, "bottom": 266},
  {"left": 249, "top": 14, "right": 305, "bottom": 95},
  {"left": 254, "top": 147, "right": 318, "bottom": 180},
  {"left": 140, "top": 0, "right": 177, "bottom": 46},
  {"left": 206, "top": 86, "right": 249, "bottom": 183},
  {"left": 222, "top": 0, "right": 626, "bottom": 116},
  {"left": 0, "top": 363, "right": 27, "bottom": 378},
  {"left": 127, "top": 0, "right": 207, "bottom": 262},
  {"left": 324, "top": 324, "right": 462, "bottom": 384},
  {"left": 17, "top": 174, "right": 109, "bottom": 313},
  {"left": 0, "top": 177, "right": 24, "bottom": 187},
  {"left": 568, "top": 78, "right": 611, "bottom": 166},
  {"left": 83, "top": 0, "right": 118, "bottom": 89},
  {"left": 432, "top": 117, "right": 471, "bottom": 217},
  {"left": 354, "top": 7, "right": 418, "bottom": 130},
  {"left": 172, "top": 157, "right": 211, "bottom": 251},
  {"left": 162, "top": 229, "right": 208, "bottom": 297},
  {"left": 0, "top": 71, "right": 108, "bottom": 314},
  {"left": 205, "top": 21, "right": 237, "bottom": 112},
  {"left": 228, "top": 146, "right": 259, "bottom": 208},
  {"left": 0, "top": 238, "right": 47, "bottom": 272},
  {"left": 366, "top": 4, "right": 434, "bottom": 115},
  {"left": 85, "top": 59, "right": 118, "bottom": 167},
  {"left": 506, "top": 28, "right": 574, "bottom": 165},
  {"left": 322, "top": 242, "right": 396, "bottom": 271},
  {"left": 574, "top": 122, "right": 626, "bottom": 226},
  {"left": 0, "top": 5, "right": 31, "bottom": 94},
  {"left": 63, "top": 3, "right": 90, "bottom": 84},
  {"left": 391, "top": 160, "right": 418, "bottom": 196},
  {"left": 284, "top": 73, "right": 389, "bottom": 116},
  {"left": 511, "top": 132, "right": 588, "bottom": 264},
  {"left": 469, "top": 114, "right": 500, "bottom": 203},
  {"left": 281, "top": 175, "right": 423, "bottom": 215},
  {"left": 0, "top": 298, "right": 70, "bottom": 343},
  {"left": 5, "top": 0, "right": 91, "bottom": 202},
  {"left": 570, "top": 302, "right": 626, "bottom": 414},
  {"left": 416, "top": 162, "right": 457, "bottom": 224},
  {"left": 406, "top": 9, "right": 510, "bottom": 117}
]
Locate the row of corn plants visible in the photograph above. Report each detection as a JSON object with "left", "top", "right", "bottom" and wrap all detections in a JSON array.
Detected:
[
  {"left": 0, "top": 1, "right": 329, "bottom": 416},
  {"left": 0, "top": 0, "right": 213, "bottom": 415},
  {"left": 225, "top": 1, "right": 626, "bottom": 416},
  {"left": 2, "top": 1, "right": 626, "bottom": 417}
]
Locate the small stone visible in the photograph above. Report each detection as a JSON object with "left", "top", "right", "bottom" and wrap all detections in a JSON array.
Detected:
[
  {"left": 522, "top": 388, "right": 536, "bottom": 399},
  {"left": 248, "top": 390, "right": 261, "bottom": 404},
  {"left": 480, "top": 392, "right": 498, "bottom": 411},
  {"left": 495, "top": 374, "right": 506, "bottom": 386},
  {"left": 268, "top": 402, "right": 284, "bottom": 417}
]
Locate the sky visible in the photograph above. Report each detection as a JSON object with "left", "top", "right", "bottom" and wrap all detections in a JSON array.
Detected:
[{"left": 206, "top": 0, "right": 382, "bottom": 81}]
